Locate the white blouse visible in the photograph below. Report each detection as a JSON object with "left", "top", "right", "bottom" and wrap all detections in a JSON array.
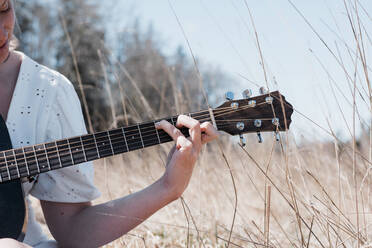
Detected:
[{"left": 6, "top": 52, "right": 100, "bottom": 247}]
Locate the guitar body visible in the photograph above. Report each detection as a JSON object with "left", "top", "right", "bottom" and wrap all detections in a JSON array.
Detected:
[{"left": 0, "top": 116, "right": 27, "bottom": 241}]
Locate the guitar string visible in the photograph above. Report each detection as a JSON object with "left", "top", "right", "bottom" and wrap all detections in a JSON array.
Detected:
[
  {"left": 0, "top": 102, "right": 261, "bottom": 162},
  {"left": 0, "top": 104, "right": 278, "bottom": 179},
  {"left": 0, "top": 117, "right": 273, "bottom": 179},
  {"left": 0, "top": 102, "right": 279, "bottom": 178},
  {"left": 0, "top": 120, "right": 281, "bottom": 180},
  {"left": 3, "top": 101, "right": 266, "bottom": 161},
  {"left": 0, "top": 118, "right": 279, "bottom": 180},
  {"left": 0, "top": 92, "right": 288, "bottom": 177},
  {"left": 1, "top": 102, "right": 265, "bottom": 166}
]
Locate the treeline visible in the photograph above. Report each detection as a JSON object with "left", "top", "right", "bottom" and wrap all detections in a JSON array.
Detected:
[{"left": 14, "top": 0, "right": 231, "bottom": 131}]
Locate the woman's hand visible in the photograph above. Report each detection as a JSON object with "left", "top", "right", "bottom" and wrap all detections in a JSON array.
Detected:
[{"left": 155, "top": 115, "right": 218, "bottom": 200}]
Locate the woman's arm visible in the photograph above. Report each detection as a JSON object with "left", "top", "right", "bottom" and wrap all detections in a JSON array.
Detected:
[
  {"left": 40, "top": 116, "right": 218, "bottom": 248},
  {"left": 41, "top": 177, "right": 176, "bottom": 248},
  {"left": 0, "top": 238, "right": 31, "bottom": 248}
]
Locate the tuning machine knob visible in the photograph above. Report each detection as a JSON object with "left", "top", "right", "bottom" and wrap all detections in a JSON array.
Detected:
[
  {"left": 239, "top": 134, "right": 246, "bottom": 147},
  {"left": 257, "top": 131, "right": 263, "bottom": 143},
  {"left": 259, "top": 87, "right": 268, "bottom": 95},
  {"left": 265, "top": 96, "right": 273, "bottom": 104},
  {"left": 236, "top": 122, "right": 245, "bottom": 131},
  {"left": 254, "top": 119, "right": 262, "bottom": 127},
  {"left": 275, "top": 131, "right": 280, "bottom": 141},
  {"left": 242, "top": 89, "right": 252, "bottom": 99},
  {"left": 272, "top": 118, "right": 279, "bottom": 126},
  {"left": 225, "top": 92, "right": 234, "bottom": 101}
]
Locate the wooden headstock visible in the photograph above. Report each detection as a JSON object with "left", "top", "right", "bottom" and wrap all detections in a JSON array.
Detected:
[{"left": 214, "top": 91, "right": 293, "bottom": 140}]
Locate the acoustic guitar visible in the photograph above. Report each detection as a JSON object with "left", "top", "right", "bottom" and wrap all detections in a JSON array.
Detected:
[{"left": 0, "top": 90, "right": 293, "bottom": 240}]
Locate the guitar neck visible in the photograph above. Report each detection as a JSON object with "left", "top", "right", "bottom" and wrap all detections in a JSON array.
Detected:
[{"left": 0, "top": 110, "right": 213, "bottom": 183}]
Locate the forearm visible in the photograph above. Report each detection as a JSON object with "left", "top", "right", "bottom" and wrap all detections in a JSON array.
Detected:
[{"left": 44, "top": 177, "right": 176, "bottom": 248}]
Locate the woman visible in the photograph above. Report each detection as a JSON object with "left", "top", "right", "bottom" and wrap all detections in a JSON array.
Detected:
[{"left": 0, "top": 0, "right": 219, "bottom": 247}]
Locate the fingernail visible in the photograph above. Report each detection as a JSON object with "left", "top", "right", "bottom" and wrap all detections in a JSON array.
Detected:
[{"left": 155, "top": 122, "right": 160, "bottom": 127}]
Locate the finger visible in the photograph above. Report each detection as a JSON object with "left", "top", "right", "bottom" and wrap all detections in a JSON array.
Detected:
[
  {"left": 155, "top": 120, "right": 184, "bottom": 141},
  {"left": 200, "top": 122, "right": 219, "bottom": 144},
  {"left": 176, "top": 115, "right": 201, "bottom": 149},
  {"left": 176, "top": 135, "right": 192, "bottom": 151}
]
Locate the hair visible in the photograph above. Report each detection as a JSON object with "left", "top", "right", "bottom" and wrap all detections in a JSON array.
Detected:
[
  {"left": 9, "top": 0, "right": 19, "bottom": 50},
  {"left": 9, "top": 36, "right": 19, "bottom": 50}
]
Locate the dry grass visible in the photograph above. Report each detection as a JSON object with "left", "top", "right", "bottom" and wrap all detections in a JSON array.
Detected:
[
  {"left": 29, "top": 0, "right": 372, "bottom": 247},
  {"left": 30, "top": 134, "right": 372, "bottom": 247}
]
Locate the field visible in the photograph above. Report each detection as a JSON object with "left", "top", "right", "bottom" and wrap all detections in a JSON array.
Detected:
[
  {"left": 30, "top": 131, "right": 372, "bottom": 247},
  {"left": 22, "top": 0, "right": 372, "bottom": 247}
]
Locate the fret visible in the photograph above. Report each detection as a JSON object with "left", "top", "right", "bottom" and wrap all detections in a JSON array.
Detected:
[
  {"left": 121, "top": 127, "right": 129, "bottom": 152},
  {"left": 0, "top": 151, "right": 6, "bottom": 182},
  {"left": 45, "top": 142, "right": 61, "bottom": 169},
  {"left": 22, "top": 147, "right": 30, "bottom": 176},
  {"left": 5, "top": 150, "right": 19, "bottom": 180},
  {"left": 92, "top": 133, "right": 101, "bottom": 159},
  {"left": 55, "top": 141, "right": 63, "bottom": 168},
  {"left": 82, "top": 134, "right": 99, "bottom": 161},
  {"left": 56, "top": 140, "right": 73, "bottom": 167},
  {"left": 140, "top": 122, "right": 159, "bottom": 147},
  {"left": 12, "top": 150, "right": 20, "bottom": 178},
  {"left": 137, "top": 124, "right": 145, "bottom": 148},
  {"left": 44, "top": 144, "right": 51, "bottom": 171},
  {"left": 0, "top": 154, "right": 8, "bottom": 181},
  {"left": 0, "top": 157, "right": 2, "bottom": 181},
  {"left": 108, "top": 129, "right": 127, "bottom": 154},
  {"left": 1, "top": 152, "right": 11, "bottom": 180},
  {"left": 158, "top": 119, "right": 175, "bottom": 144},
  {"left": 170, "top": 116, "right": 176, "bottom": 126},
  {"left": 95, "top": 131, "right": 113, "bottom": 158},
  {"left": 80, "top": 136, "right": 87, "bottom": 161},
  {"left": 123, "top": 126, "right": 143, "bottom": 151},
  {"left": 66, "top": 139, "right": 75, "bottom": 164},
  {"left": 32, "top": 146, "right": 40, "bottom": 173},
  {"left": 34, "top": 144, "right": 49, "bottom": 173},
  {"left": 154, "top": 121, "right": 161, "bottom": 144},
  {"left": 107, "top": 131, "right": 115, "bottom": 153},
  {"left": 24, "top": 146, "right": 40, "bottom": 175},
  {"left": 69, "top": 137, "right": 86, "bottom": 164},
  {"left": 14, "top": 148, "right": 28, "bottom": 177}
]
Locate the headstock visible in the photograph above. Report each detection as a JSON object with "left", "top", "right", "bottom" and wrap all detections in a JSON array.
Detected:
[{"left": 214, "top": 89, "right": 293, "bottom": 145}]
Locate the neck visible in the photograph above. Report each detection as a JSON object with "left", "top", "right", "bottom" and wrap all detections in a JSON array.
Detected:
[
  {"left": 0, "top": 110, "right": 215, "bottom": 183},
  {"left": 0, "top": 51, "right": 22, "bottom": 85},
  {"left": 0, "top": 51, "right": 12, "bottom": 75}
]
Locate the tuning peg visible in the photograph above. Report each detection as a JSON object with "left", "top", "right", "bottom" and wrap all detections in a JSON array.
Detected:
[
  {"left": 259, "top": 87, "right": 268, "bottom": 95},
  {"left": 275, "top": 131, "right": 280, "bottom": 141},
  {"left": 239, "top": 134, "right": 246, "bottom": 147},
  {"left": 265, "top": 96, "right": 273, "bottom": 104},
  {"left": 257, "top": 131, "right": 263, "bottom": 143},
  {"left": 254, "top": 119, "right": 262, "bottom": 127},
  {"left": 225, "top": 92, "right": 234, "bottom": 101},
  {"left": 248, "top": 100, "right": 256, "bottom": 107},
  {"left": 272, "top": 118, "right": 279, "bottom": 126},
  {"left": 242, "top": 89, "right": 252, "bottom": 99},
  {"left": 236, "top": 122, "right": 245, "bottom": 131}
]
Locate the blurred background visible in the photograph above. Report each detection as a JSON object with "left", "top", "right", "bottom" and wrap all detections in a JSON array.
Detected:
[{"left": 16, "top": 0, "right": 372, "bottom": 247}]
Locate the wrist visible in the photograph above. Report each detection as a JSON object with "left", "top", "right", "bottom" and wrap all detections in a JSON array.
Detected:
[{"left": 158, "top": 174, "right": 183, "bottom": 202}]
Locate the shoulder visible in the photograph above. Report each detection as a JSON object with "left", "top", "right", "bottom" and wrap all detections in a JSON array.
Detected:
[{"left": 19, "top": 52, "right": 76, "bottom": 95}]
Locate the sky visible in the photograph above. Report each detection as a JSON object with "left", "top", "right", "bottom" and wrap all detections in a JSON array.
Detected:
[{"left": 103, "top": 0, "right": 371, "bottom": 142}]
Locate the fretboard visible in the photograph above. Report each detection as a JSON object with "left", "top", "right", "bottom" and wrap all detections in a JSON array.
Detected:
[{"left": 0, "top": 110, "right": 213, "bottom": 183}]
